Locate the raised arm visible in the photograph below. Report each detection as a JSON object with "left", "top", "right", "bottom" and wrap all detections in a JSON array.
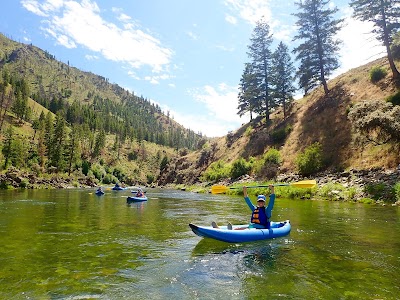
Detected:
[
  {"left": 265, "top": 184, "right": 275, "bottom": 218},
  {"left": 243, "top": 186, "right": 256, "bottom": 211}
]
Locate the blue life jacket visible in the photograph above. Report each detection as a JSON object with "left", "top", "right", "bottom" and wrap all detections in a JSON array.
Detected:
[{"left": 251, "top": 207, "right": 268, "bottom": 227}]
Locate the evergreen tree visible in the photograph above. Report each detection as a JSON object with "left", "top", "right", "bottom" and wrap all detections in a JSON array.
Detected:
[
  {"left": 293, "top": 0, "right": 343, "bottom": 95},
  {"left": 37, "top": 130, "right": 47, "bottom": 168},
  {"left": 44, "top": 112, "right": 54, "bottom": 157},
  {"left": 11, "top": 136, "right": 27, "bottom": 168},
  {"left": 246, "top": 18, "right": 274, "bottom": 122},
  {"left": 271, "top": 42, "right": 296, "bottom": 119},
  {"left": 2, "top": 126, "right": 14, "bottom": 168},
  {"left": 0, "top": 85, "right": 14, "bottom": 132},
  {"left": 93, "top": 129, "right": 106, "bottom": 158},
  {"left": 350, "top": 0, "right": 400, "bottom": 79},
  {"left": 67, "top": 124, "right": 82, "bottom": 176},
  {"left": 12, "top": 90, "right": 27, "bottom": 122},
  {"left": 49, "top": 113, "right": 67, "bottom": 171},
  {"left": 238, "top": 63, "right": 258, "bottom": 121}
]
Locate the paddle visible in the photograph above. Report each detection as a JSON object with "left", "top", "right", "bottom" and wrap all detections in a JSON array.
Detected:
[{"left": 211, "top": 180, "right": 317, "bottom": 194}]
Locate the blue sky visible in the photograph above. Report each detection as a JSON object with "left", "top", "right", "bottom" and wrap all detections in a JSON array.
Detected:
[{"left": 0, "top": 0, "right": 384, "bottom": 137}]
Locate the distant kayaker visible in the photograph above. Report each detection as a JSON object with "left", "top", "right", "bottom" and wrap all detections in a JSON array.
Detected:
[
  {"left": 212, "top": 184, "right": 275, "bottom": 230},
  {"left": 136, "top": 188, "right": 144, "bottom": 197}
]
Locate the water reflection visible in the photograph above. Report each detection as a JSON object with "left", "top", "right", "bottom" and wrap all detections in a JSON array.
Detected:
[{"left": 1, "top": 188, "right": 399, "bottom": 299}]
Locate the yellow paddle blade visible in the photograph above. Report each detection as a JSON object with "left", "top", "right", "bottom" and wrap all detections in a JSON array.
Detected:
[
  {"left": 289, "top": 180, "right": 317, "bottom": 188},
  {"left": 211, "top": 185, "right": 230, "bottom": 194}
]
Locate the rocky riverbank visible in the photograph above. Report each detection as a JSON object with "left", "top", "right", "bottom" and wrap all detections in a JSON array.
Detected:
[
  {"left": 1, "top": 166, "right": 399, "bottom": 204},
  {"left": 0, "top": 168, "right": 98, "bottom": 189},
  {"left": 209, "top": 167, "right": 400, "bottom": 204}
]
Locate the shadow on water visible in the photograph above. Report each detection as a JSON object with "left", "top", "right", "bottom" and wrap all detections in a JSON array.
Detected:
[{"left": 191, "top": 236, "right": 291, "bottom": 269}]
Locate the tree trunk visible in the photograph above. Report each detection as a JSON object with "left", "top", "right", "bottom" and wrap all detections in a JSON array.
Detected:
[{"left": 381, "top": 6, "right": 400, "bottom": 79}]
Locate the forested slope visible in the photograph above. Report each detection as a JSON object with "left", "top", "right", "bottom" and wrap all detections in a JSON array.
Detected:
[{"left": 0, "top": 33, "right": 206, "bottom": 187}]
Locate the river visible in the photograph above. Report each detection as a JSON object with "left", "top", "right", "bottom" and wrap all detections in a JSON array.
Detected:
[{"left": 0, "top": 188, "right": 399, "bottom": 299}]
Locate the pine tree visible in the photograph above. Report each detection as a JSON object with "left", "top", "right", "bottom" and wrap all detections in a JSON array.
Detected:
[
  {"left": 44, "top": 112, "right": 54, "bottom": 158},
  {"left": 67, "top": 124, "right": 82, "bottom": 176},
  {"left": 247, "top": 18, "right": 274, "bottom": 122},
  {"left": 271, "top": 42, "right": 296, "bottom": 119},
  {"left": 350, "top": 0, "right": 400, "bottom": 79},
  {"left": 93, "top": 129, "right": 106, "bottom": 158},
  {"left": 50, "top": 114, "right": 67, "bottom": 172},
  {"left": 238, "top": 63, "right": 258, "bottom": 121},
  {"left": 2, "top": 126, "right": 14, "bottom": 168},
  {"left": 293, "top": 0, "right": 343, "bottom": 95}
]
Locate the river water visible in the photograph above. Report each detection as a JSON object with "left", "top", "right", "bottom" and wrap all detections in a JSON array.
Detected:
[{"left": 0, "top": 188, "right": 399, "bottom": 299}]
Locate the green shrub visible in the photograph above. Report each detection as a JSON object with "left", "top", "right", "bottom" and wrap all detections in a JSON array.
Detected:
[
  {"left": 91, "top": 164, "right": 106, "bottom": 181},
  {"left": 254, "top": 148, "right": 281, "bottom": 179},
  {"left": 0, "top": 181, "right": 12, "bottom": 189},
  {"left": 393, "top": 182, "right": 400, "bottom": 202},
  {"left": 82, "top": 160, "right": 91, "bottom": 176},
  {"left": 230, "top": 158, "right": 251, "bottom": 179},
  {"left": 146, "top": 174, "right": 155, "bottom": 184},
  {"left": 271, "top": 125, "right": 292, "bottom": 143},
  {"left": 112, "top": 167, "right": 126, "bottom": 182},
  {"left": 386, "top": 91, "right": 400, "bottom": 106},
  {"left": 245, "top": 125, "right": 253, "bottom": 137},
  {"left": 264, "top": 148, "right": 281, "bottom": 164},
  {"left": 127, "top": 151, "right": 137, "bottom": 161},
  {"left": 369, "top": 66, "right": 387, "bottom": 83},
  {"left": 364, "top": 183, "right": 386, "bottom": 200},
  {"left": 19, "top": 179, "right": 29, "bottom": 188},
  {"left": 317, "top": 182, "right": 346, "bottom": 200},
  {"left": 202, "top": 160, "right": 230, "bottom": 182},
  {"left": 296, "top": 142, "right": 323, "bottom": 176},
  {"left": 344, "top": 187, "right": 358, "bottom": 201},
  {"left": 102, "top": 173, "right": 116, "bottom": 184},
  {"left": 284, "top": 187, "right": 313, "bottom": 199},
  {"left": 160, "top": 156, "right": 169, "bottom": 171}
]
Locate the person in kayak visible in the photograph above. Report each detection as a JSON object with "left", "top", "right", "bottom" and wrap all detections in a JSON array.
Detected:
[
  {"left": 135, "top": 188, "right": 144, "bottom": 197},
  {"left": 212, "top": 184, "right": 275, "bottom": 230}
]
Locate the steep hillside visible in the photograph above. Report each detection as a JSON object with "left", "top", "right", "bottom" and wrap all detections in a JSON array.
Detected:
[
  {"left": 0, "top": 33, "right": 204, "bottom": 149},
  {"left": 161, "top": 57, "right": 400, "bottom": 185},
  {"left": 0, "top": 33, "right": 206, "bottom": 187}
]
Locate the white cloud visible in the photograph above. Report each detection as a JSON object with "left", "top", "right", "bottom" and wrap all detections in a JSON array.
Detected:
[
  {"left": 192, "top": 83, "right": 240, "bottom": 123},
  {"left": 144, "top": 74, "right": 174, "bottom": 85},
  {"left": 148, "top": 84, "right": 244, "bottom": 137},
  {"left": 186, "top": 31, "right": 198, "bottom": 40},
  {"left": 85, "top": 54, "right": 99, "bottom": 60},
  {"left": 224, "top": 0, "right": 273, "bottom": 25},
  {"left": 225, "top": 14, "right": 237, "bottom": 25},
  {"left": 22, "top": 0, "right": 173, "bottom": 75},
  {"left": 168, "top": 83, "right": 244, "bottom": 137},
  {"left": 216, "top": 44, "right": 234, "bottom": 52}
]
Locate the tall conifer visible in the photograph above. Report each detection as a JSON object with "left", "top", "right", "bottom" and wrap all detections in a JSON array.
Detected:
[
  {"left": 293, "top": 0, "right": 343, "bottom": 95},
  {"left": 247, "top": 18, "right": 274, "bottom": 122},
  {"left": 271, "top": 42, "right": 296, "bottom": 119}
]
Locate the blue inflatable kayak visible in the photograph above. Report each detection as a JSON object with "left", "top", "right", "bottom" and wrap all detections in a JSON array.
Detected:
[
  {"left": 112, "top": 186, "right": 127, "bottom": 191},
  {"left": 95, "top": 190, "right": 105, "bottom": 196},
  {"left": 127, "top": 196, "right": 148, "bottom": 202},
  {"left": 189, "top": 220, "right": 291, "bottom": 243}
]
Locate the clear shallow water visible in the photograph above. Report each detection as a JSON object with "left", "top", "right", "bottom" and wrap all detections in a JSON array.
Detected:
[{"left": 0, "top": 188, "right": 399, "bottom": 299}]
